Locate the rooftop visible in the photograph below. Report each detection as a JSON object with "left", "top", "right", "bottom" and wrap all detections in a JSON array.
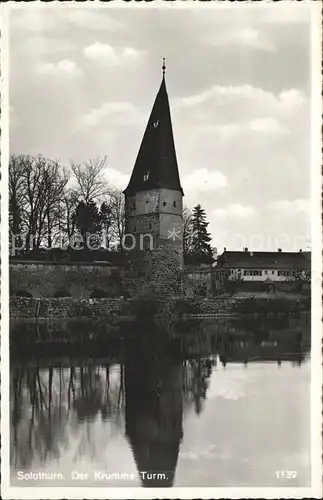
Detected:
[
  {"left": 216, "top": 250, "right": 311, "bottom": 270},
  {"left": 123, "top": 64, "right": 183, "bottom": 196}
]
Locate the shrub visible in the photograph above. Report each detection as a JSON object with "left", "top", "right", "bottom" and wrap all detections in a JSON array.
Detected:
[
  {"left": 14, "top": 290, "right": 33, "bottom": 298},
  {"left": 128, "top": 294, "right": 160, "bottom": 320},
  {"left": 174, "top": 298, "right": 202, "bottom": 317},
  {"left": 233, "top": 296, "right": 296, "bottom": 315},
  {"left": 193, "top": 282, "right": 207, "bottom": 297},
  {"left": 53, "top": 288, "right": 71, "bottom": 298}
]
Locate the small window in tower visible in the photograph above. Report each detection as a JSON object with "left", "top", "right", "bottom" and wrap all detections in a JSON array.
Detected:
[
  {"left": 149, "top": 223, "right": 152, "bottom": 230},
  {"left": 173, "top": 201, "right": 176, "bottom": 207},
  {"left": 131, "top": 202, "right": 136, "bottom": 210},
  {"left": 163, "top": 201, "right": 167, "bottom": 207},
  {"left": 153, "top": 120, "right": 159, "bottom": 128},
  {"left": 143, "top": 171, "right": 150, "bottom": 182}
]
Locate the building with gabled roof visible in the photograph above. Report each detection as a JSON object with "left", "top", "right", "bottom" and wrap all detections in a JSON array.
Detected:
[{"left": 216, "top": 248, "right": 311, "bottom": 283}]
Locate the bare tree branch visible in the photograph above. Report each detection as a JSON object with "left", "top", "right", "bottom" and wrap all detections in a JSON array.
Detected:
[{"left": 70, "top": 156, "right": 110, "bottom": 204}]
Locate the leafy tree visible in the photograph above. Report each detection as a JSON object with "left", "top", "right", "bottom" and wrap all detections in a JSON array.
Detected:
[
  {"left": 72, "top": 200, "right": 103, "bottom": 247},
  {"left": 183, "top": 206, "right": 193, "bottom": 259},
  {"left": 286, "top": 264, "right": 311, "bottom": 291},
  {"left": 222, "top": 270, "right": 244, "bottom": 294},
  {"left": 187, "top": 204, "right": 213, "bottom": 266}
]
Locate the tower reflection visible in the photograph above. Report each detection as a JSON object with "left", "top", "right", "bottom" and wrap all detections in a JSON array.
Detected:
[{"left": 124, "top": 336, "right": 183, "bottom": 487}]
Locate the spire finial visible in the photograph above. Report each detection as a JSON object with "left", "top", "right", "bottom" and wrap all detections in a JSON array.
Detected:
[{"left": 162, "top": 57, "right": 166, "bottom": 77}]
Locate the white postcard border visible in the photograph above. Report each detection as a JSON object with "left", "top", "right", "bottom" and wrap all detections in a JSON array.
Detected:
[{"left": 1, "top": 1, "right": 322, "bottom": 498}]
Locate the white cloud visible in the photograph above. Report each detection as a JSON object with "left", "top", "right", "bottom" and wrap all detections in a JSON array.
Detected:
[
  {"left": 269, "top": 199, "right": 310, "bottom": 215},
  {"left": 36, "top": 59, "right": 81, "bottom": 77},
  {"left": 213, "top": 208, "right": 227, "bottom": 220},
  {"left": 83, "top": 43, "right": 141, "bottom": 65},
  {"left": 105, "top": 168, "right": 129, "bottom": 190},
  {"left": 279, "top": 89, "right": 307, "bottom": 117},
  {"left": 215, "top": 123, "right": 241, "bottom": 141},
  {"left": 10, "top": 7, "right": 123, "bottom": 32},
  {"left": 174, "top": 84, "right": 305, "bottom": 161},
  {"left": 214, "top": 117, "right": 290, "bottom": 142},
  {"left": 62, "top": 10, "right": 122, "bottom": 31},
  {"left": 175, "top": 85, "right": 306, "bottom": 123},
  {"left": 79, "top": 101, "right": 142, "bottom": 129},
  {"left": 213, "top": 204, "right": 256, "bottom": 219},
  {"left": 253, "top": 4, "right": 311, "bottom": 24},
  {"left": 206, "top": 27, "right": 275, "bottom": 52},
  {"left": 183, "top": 168, "right": 228, "bottom": 193},
  {"left": 247, "top": 117, "right": 290, "bottom": 135}
]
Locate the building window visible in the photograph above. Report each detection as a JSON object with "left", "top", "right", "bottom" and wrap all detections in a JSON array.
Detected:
[
  {"left": 278, "top": 270, "right": 286, "bottom": 276},
  {"left": 163, "top": 201, "right": 167, "bottom": 206},
  {"left": 244, "top": 270, "right": 251, "bottom": 276},
  {"left": 264, "top": 270, "right": 268, "bottom": 275},
  {"left": 131, "top": 202, "right": 136, "bottom": 210},
  {"left": 253, "top": 270, "right": 262, "bottom": 276},
  {"left": 149, "top": 223, "right": 152, "bottom": 230},
  {"left": 272, "top": 270, "right": 275, "bottom": 275},
  {"left": 173, "top": 201, "right": 176, "bottom": 207}
]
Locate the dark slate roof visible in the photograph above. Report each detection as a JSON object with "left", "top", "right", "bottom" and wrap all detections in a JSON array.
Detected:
[
  {"left": 123, "top": 76, "right": 183, "bottom": 196},
  {"left": 216, "top": 251, "right": 311, "bottom": 270}
]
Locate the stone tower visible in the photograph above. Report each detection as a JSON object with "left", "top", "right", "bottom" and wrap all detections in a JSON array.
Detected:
[{"left": 123, "top": 60, "right": 184, "bottom": 257}]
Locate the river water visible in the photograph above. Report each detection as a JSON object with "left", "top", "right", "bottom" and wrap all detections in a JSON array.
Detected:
[{"left": 10, "top": 317, "right": 311, "bottom": 488}]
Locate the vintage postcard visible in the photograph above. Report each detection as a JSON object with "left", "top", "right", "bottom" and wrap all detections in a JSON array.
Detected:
[{"left": 1, "top": 0, "right": 322, "bottom": 498}]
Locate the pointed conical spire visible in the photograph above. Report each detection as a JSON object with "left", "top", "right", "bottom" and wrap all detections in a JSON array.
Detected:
[{"left": 123, "top": 62, "right": 183, "bottom": 196}]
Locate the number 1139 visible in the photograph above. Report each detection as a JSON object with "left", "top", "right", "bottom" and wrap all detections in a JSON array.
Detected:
[{"left": 275, "top": 470, "right": 297, "bottom": 480}]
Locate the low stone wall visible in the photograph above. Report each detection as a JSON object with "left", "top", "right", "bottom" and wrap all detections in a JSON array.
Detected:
[
  {"left": 170, "top": 297, "right": 239, "bottom": 317},
  {"left": 199, "top": 297, "right": 239, "bottom": 315},
  {"left": 10, "top": 297, "right": 123, "bottom": 319},
  {"left": 10, "top": 295, "right": 309, "bottom": 320},
  {"left": 173, "top": 295, "right": 309, "bottom": 317}
]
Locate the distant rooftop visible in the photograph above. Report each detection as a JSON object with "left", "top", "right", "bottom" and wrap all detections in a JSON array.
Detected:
[{"left": 216, "top": 250, "right": 311, "bottom": 270}]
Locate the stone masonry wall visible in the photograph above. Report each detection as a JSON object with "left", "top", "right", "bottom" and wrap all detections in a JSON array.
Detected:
[
  {"left": 10, "top": 297, "right": 123, "bottom": 319},
  {"left": 10, "top": 262, "right": 123, "bottom": 298}
]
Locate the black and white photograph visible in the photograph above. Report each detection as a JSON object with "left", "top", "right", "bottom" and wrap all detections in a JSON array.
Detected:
[{"left": 1, "top": 1, "right": 322, "bottom": 498}]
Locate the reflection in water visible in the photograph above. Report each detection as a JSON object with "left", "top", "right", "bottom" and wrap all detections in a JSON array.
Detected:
[
  {"left": 124, "top": 338, "right": 183, "bottom": 486},
  {"left": 10, "top": 317, "right": 310, "bottom": 487}
]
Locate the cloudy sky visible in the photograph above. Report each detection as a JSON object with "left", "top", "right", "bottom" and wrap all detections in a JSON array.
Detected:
[{"left": 9, "top": 3, "right": 315, "bottom": 252}]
